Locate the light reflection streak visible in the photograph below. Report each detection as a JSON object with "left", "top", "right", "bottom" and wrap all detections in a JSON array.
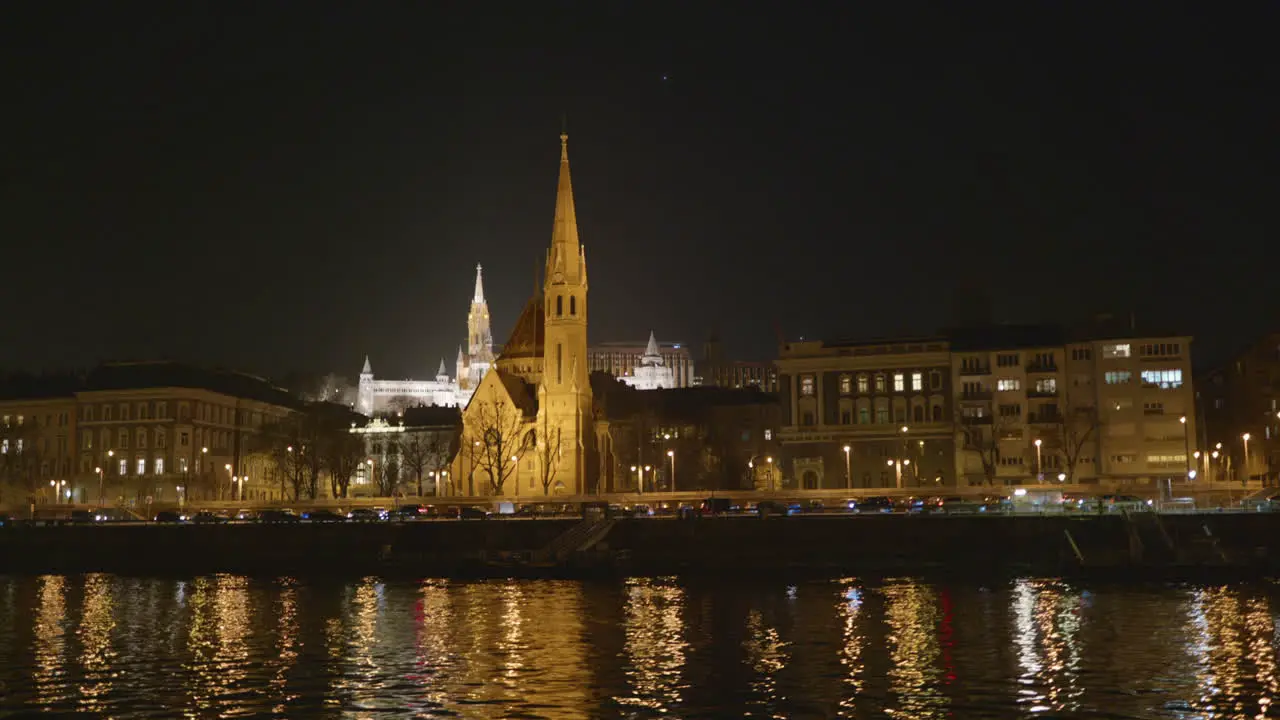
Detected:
[
  {"left": 1010, "top": 578, "right": 1082, "bottom": 714},
  {"left": 616, "top": 576, "right": 689, "bottom": 712},
  {"left": 76, "top": 574, "right": 116, "bottom": 713},
  {"left": 344, "top": 576, "right": 386, "bottom": 711},
  {"left": 31, "top": 575, "right": 66, "bottom": 707},
  {"left": 743, "top": 606, "right": 789, "bottom": 716},
  {"left": 497, "top": 580, "right": 525, "bottom": 690},
  {"left": 835, "top": 579, "right": 864, "bottom": 716},
  {"left": 413, "top": 579, "right": 453, "bottom": 711},
  {"left": 1192, "top": 587, "right": 1279, "bottom": 718},
  {"left": 270, "top": 578, "right": 299, "bottom": 714},
  {"left": 883, "top": 579, "right": 946, "bottom": 719}
]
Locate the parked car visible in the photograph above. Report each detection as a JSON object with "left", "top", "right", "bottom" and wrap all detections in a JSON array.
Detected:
[
  {"left": 258, "top": 509, "right": 301, "bottom": 523},
  {"left": 928, "top": 496, "right": 986, "bottom": 514},
  {"left": 70, "top": 509, "right": 96, "bottom": 524},
  {"left": 302, "top": 508, "right": 346, "bottom": 523},
  {"left": 754, "top": 500, "right": 793, "bottom": 517},
  {"left": 347, "top": 507, "right": 389, "bottom": 522},
  {"left": 855, "top": 496, "right": 896, "bottom": 514},
  {"left": 0, "top": 513, "right": 15, "bottom": 528},
  {"left": 234, "top": 509, "right": 259, "bottom": 522},
  {"left": 458, "top": 506, "right": 490, "bottom": 520},
  {"left": 153, "top": 510, "right": 188, "bottom": 523},
  {"left": 191, "top": 511, "right": 229, "bottom": 524},
  {"left": 393, "top": 504, "right": 432, "bottom": 520},
  {"left": 700, "top": 498, "right": 734, "bottom": 515}
]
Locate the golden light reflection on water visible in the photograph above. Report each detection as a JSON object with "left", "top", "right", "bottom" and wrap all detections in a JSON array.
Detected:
[
  {"left": 270, "top": 578, "right": 299, "bottom": 714},
  {"left": 31, "top": 575, "right": 66, "bottom": 707},
  {"left": 182, "top": 574, "right": 250, "bottom": 716},
  {"left": 1011, "top": 578, "right": 1083, "bottom": 714},
  {"left": 743, "top": 606, "right": 790, "bottom": 716},
  {"left": 1191, "top": 586, "right": 1279, "bottom": 718},
  {"left": 835, "top": 579, "right": 864, "bottom": 714},
  {"left": 76, "top": 574, "right": 116, "bottom": 713},
  {"left": 414, "top": 579, "right": 453, "bottom": 710},
  {"left": 341, "top": 576, "right": 386, "bottom": 712},
  {"left": 882, "top": 579, "right": 946, "bottom": 719},
  {"left": 615, "top": 576, "right": 689, "bottom": 712}
]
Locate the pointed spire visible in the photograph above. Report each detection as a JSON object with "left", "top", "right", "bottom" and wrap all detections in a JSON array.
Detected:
[
  {"left": 644, "top": 331, "right": 660, "bottom": 358},
  {"left": 456, "top": 345, "right": 464, "bottom": 362},
  {"left": 473, "top": 263, "right": 485, "bottom": 303},
  {"left": 437, "top": 358, "right": 448, "bottom": 377},
  {"left": 547, "top": 131, "right": 581, "bottom": 284},
  {"left": 361, "top": 356, "right": 372, "bottom": 375}
]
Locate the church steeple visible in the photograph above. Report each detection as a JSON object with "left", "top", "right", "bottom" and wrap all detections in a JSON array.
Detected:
[
  {"left": 546, "top": 132, "right": 586, "bottom": 289},
  {"left": 473, "top": 263, "right": 486, "bottom": 303}
]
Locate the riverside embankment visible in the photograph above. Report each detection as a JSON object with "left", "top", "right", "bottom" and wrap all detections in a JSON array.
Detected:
[{"left": 1, "top": 513, "right": 1278, "bottom": 578}]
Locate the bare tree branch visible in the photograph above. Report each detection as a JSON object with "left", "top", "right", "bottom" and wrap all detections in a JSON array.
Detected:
[{"left": 469, "top": 389, "right": 528, "bottom": 496}]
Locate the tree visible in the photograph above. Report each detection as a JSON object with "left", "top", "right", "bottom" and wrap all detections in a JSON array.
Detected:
[
  {"left": 375, "top": 450, "right": 401, "bottom": 497},
  {"left": 1053, "top": 390, "right": 1102, "bottom": 485},
  {"left": 469, "top": 389, "right": 528, "bottom": 496},
  {"left": 538, "top": 425, "right": 563, "bottom": 495},
  {"left": 400, "top": 433, "right": 430, "bottom": 496},
  {"left": 321, "top": 430, "right": 366, "bottom": 499},
  {"left": 259, "top": 414, "right": 321, "bottom": 501},
  {"left": 958, "top": 409, "right": 1013, "bottom": 486}
]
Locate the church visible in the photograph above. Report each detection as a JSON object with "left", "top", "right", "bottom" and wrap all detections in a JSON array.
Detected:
[
  {"left": 453, "top": 132, "right": 597, "bottom": 497},
  {"left": 355, "top": 264, "right": 494, "bottom": 414}
]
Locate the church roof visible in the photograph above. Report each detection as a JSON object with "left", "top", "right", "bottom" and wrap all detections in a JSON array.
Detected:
[
  {"left": 499, "top": 294, "right": 544, "bottom": 360},
  {"left": 493, "top": 369, "right": 538, "bottom": 417}
]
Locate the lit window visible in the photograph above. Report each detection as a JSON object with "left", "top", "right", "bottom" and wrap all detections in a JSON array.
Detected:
[
  {"left": 179, "top": 457, "right": 189, "bottom": 473},
  {"left": 857, "top": 374, "right": 869, "bottom": 393},
  {"left": 136, "top": 458, "right": 146, "bottom": 475},
  {"left": 155, "top": 458, "right": 164, "bottom": 475},
  {"left": 1102, "top": 343, "right": 1131, "bottom": 359},
  {"left": 0, "top": 439, "right": 7, "bottom": 454},
  {"left": 997, "top": 378, "right": 1021, "bottom": 392},
  {"left": 911, "top": 372, "right": 923, "bottom": 391},
  {"left": 800, "top": 375, "right": 815, "bottom": 396},
  {"left": 764, "top": 429, "right": 772, "bottom": 441},
  {"left": 1104, "top": 371, "right": 1132, "bottom": 385},
  {"left": 893, "top": 373, "right": 905, "bottom": 392},
  {"left": 16, "top": 439, "right": 22, "bottom": 453},
  {"left": 874, "top": 374, "right": 886, "bottom": 392},
  {"left": 839, "top": 375, "right": 852, "bottom": 395},
  {"left": 118, "top": 458, "right": 127, "bottom": 475},
  {"left": 1035, "top": 378, "right": 1057, "bottom": 393},
  {"left": 1140, "top": 369, "right": 1183, "bottom": 389}
]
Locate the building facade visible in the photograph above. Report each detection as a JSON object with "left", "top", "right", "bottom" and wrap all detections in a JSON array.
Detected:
[
  {"left": 776, "top": 337, "right": 955, "bottom": 490},
  {"left": 1198, "top": 332, "right": 1280, "bottom": 485},
  {"left": 356, "top": 264, "right": 494, "bottom": 414},
  {"left": 589, "top": 336, "right": 694, "bottom": 388},
  {"left": 776, "top": 326, "right": 1197, "bottom": 491},
  {"left": 350, "top": 406, "right": 461, "bottom": 498}
]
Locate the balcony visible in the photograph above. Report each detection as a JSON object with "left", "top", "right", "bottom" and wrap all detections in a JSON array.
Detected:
[
  {"left": 1027, "top": 413, "right": 1062, "bottom": 425},
  {"left": 958, "top": 365, "right": 991, "bottom": 376},
  {"left": 1027, "top": 389, "right": 1059, "bottom": 399},
  {"left": 960, "top": 390, "right": 992, "bottom": 401},
  {"left": 1026, "top": 362, "right": 1059, "bottom": 374}
]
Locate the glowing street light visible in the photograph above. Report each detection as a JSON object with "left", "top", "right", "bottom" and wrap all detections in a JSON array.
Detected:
[
  {"left": 666, "top": 449, "right": 675, "bottom": 492},
  {"left": 843, "top": 445, "right": 852, "bottom": 489},
  {"left": 1033, "top": 438, "right": 1043, "bottom": 481}
]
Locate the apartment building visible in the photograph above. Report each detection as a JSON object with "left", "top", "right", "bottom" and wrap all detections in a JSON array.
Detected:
[
  {"left": 776, "top": 336, "right": 955, "bottom": 489},
  {"left": 0, "top": 377, "right": 80, "bottom": 506},
  {"left": 1197, "top": 332, "right": 1280, "bottom": 484},
  {"left": 778, "top": 324, "right": 1197, "bottom": 491}
]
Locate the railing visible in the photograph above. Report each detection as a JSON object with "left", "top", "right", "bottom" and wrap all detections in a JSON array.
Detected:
[
  {"left": 1026, "top": 363, "right": 1059, "bottom": 373},
  {"left": 1027, "top": 389, "right": 1059, "bottom": 398},
  {"left": 960, "top": 391, "right": 993, "bottom": 400},
  {"left": 958, "top": 366, "right": 991, "bottom": 376}
]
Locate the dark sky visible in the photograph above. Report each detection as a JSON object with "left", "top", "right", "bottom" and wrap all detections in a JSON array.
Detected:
[{"left": 1, "top": 3, "right": 1276, "bottom": 380}]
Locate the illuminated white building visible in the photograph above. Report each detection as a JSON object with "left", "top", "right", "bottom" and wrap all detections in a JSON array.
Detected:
[
  {"left": 356, "top": 264, "right": 494, "bottom": 414},
  {"left": 621, "top": 332, "right": 678, "bottom": 391}
]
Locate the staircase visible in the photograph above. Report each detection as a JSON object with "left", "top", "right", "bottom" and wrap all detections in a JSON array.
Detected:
[{"left": 534, "top": 518, "right": 616, "bottom": 565}]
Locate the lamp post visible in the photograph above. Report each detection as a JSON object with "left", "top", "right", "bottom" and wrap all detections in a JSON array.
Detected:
[
  {"left": 105, "top": 450, "right": 115, "bottom": 504},
  {"left": 887, "top": 458, "right": 909, "bottom": 489},
  {"left": 666, "top": 449, "right": 675, "bottom": 492},
  {"left": 766, "top": 456, "right": 774, "bottom": 492},
  {"left": 224, "top": 463, "right": 232, "bottom": 501},
  {"left": 440, "top": 470, "right": 449, "bottom": 497},
  {"left": 1242, "top": 433, "right": 1251, "bottom": 485},
  {"left": 1034, "top": 438, "right": 1043, "bottom": 482},
  {"left": 1179, "top": 416, "right": 1191, "bottom": 482},
  {"left": 843, "top": 445, "right": 852, "bottom": 489},
  {"left": 49, "top": 479, "right": 66, "bottom": 504},
  {"left": 95, "top": 466, "right": 103, "bottom": 506}
]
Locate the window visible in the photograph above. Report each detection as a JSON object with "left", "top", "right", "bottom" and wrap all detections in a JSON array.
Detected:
[
  {"left": 0, "top": 439, "right": 6, "bottom": 454},
  {"left": 875, "top": 407, "right": 889, "bottom": 424},
  {"left": 802, "top": 411, "right": 815, "bottom": 426},
  {"left": 931, "top": 405, "right": 944, "bottom": 422},
  {"left": 119, "top": 404, "right": 129, "bottom": 421},
  {"left": 569, "top": 295, "right": 576, "bottom": 315},
  {"left": 156, "top": 402, "right": 167, "bottom": 418},
  {"left": 1034, "top": 378, "right": 1057, "bottom": 393},
  {"left": 764, "top": 429, "right": 772, "bottom": 441},
  {"left": 118, "top": 458, "right": 127, "bottom": 475},
  {"left": 998, "top": 404, "right": 1022, "bottom": 417},
  {"left": 556, "top": 343, "right": 563, "bottom": 384},
  {"left": 857, "top": 374, "right": 869, "bottom": 393},
  {"left": 1143, "top": 402, "right": 1164, "bottom": 415},
  {"left": 893, "top": 373, "right": 905, "bottom": 392},
  {"left": 912, "top": 406, "right": 924, "bottom": 422},
  {"left": 1140, "top": 369, "right": 1183, "bottom": 389},
  {"left": 136, "top": 428, "right": 147, "bottom": 449},
  {"left": 1102, "top": 343, "right": 1131, "bottom": 359},
  {"left": 179, "top": 457, "right": 189, "bottom": 473},
  {"left": 84, "top": 407, "right": 94, "bottom": 421},
  {"left": 136, "top": 458, "right": 146, "bottom": 475},
  {"left": 1104, "top": 371, "right": 1132, "bottom": 385},
  {"left": 800, "top": 375, "right": 815, "bottom": 396},
  {"left": 1146, "top": 453, "right": 1185, "bottom": 466},
  {"left": 839, "top": 375, "right": 852, "bottom": 395},
  {"left": 102, "top": 405, "right": 112, "bottom": 421},
  {"left": 841, "top": 409, "right": 852, "bottom": 425},
  {"left": 82, "top": 433, "right": 93, "bottom": 450},
  {"left": 154, "top": 458, "right": 164, "bottom": 475},
  {"left": 180, "top": 431, "right": 189, "bottom": 447},
  {"left": 137, "top": 402, "right": 148, "bottom": 420},
  {"left": 858, "top": 407, "right": 871, "bottom": 424},
  {"left": 556, "top": 295, "right": 563, "bottom": 316},
  {"left": 874, "top": 374, "right": 886, "bottom": 392},
  {"left": 156, "top": 430, "right": 166, "bottom": 449},
  {"left": 14, "top": 439, "right": 21, "bottom": 453},
  {"left": 997, "top": 354, "right": 1020, "bottom": 367},
  {"left": 997, "top": 378, "right": 1021, "bottom": 392},
  {"left": 118, "top": 429, "right": 129, "bottom": 448},
  {"left": 929, "top": 370, "right": 942, "bottom": 390},
  {"left": 911, "top": 372, "right": 923, "bottom": 391},
  {"left": 1139, "top": 343, "right": 1181, "bottom": 357},
  {"left": 1071, "top": 347, "right": 1093, "bottom": 361}
]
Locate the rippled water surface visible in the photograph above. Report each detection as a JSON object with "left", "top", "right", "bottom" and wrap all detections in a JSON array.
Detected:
[{"left": 0, "top": 575, "right": 1278, "bottom": 718}]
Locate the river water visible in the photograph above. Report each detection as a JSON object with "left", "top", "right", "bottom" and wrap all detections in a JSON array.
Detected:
[{"left": 0, "top": 575, "right": 1276, "bottom": 718}]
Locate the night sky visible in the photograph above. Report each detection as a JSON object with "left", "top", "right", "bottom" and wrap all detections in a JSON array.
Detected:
[{"left": 2, "top": 3, "right": 1276, "bottom": 381}]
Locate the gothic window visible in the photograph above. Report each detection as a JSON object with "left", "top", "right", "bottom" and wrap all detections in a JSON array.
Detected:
[
  {"left": 569, "top": 295, "right": 576, "bottom": 315},
  {"left": 557, "top": 343, "right": 563, "bottom": 384},
  {"left": 556, "top": 295, "right": 564, "bottom": 317}
]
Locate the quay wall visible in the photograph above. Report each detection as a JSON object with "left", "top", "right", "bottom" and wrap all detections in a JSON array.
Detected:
[{"left": 0, "top": 514, "right": 1277, "bottom": 577}]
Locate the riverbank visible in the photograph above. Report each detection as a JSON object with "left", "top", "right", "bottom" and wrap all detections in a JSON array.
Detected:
[{"left": 0, "top": 513, "right": 1276, "bottom": 579}]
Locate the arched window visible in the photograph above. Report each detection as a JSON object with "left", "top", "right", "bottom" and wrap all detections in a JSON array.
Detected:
[
  {"left": 932, "top": 404, "right": 944, "bottom": 422},
  {"left": 569, "top": 295, "right": 577, "bottom": 315},
  {"left": 913, "top": 405, "right": 924, "bottom": 422},
  {"left": 556, "top": 295, "right": 563, "bottom": 316}
]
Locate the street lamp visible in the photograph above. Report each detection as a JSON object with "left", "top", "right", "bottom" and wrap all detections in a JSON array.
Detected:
[
  {"left": 95, "top": 466, "right": 103, "bottom": 505},
  {"left": 1034, "top": 438, "right": 1043, "bottom": 481},
  {"left": 1242, "top": 433, "right": 1251, "bottom": 485},
  {"left": 666, "top": 449, "right": 675, "bottom": 492},
  {"left": 224, "top": 464, "right": 232, "bottom": 501},
  {"left": 887, "top": 458, "right": 909, "bottom": 488},
  {"left": 843, "top": 445, "right": 851, "bottom": 489},
  {"left": 1179, "top": 416, "right": 1191, "bottom": 480},
  {"left": 766, "top": 456, "right": 774, "bottom": 492},
  {"left": 1057, "top": 472, "right": 1066, "bottom": 483}
]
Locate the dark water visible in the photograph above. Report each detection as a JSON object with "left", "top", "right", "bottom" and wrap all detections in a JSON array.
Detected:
[{"left": 0, "top": 575, "right": 1277, "bottom": 718}]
